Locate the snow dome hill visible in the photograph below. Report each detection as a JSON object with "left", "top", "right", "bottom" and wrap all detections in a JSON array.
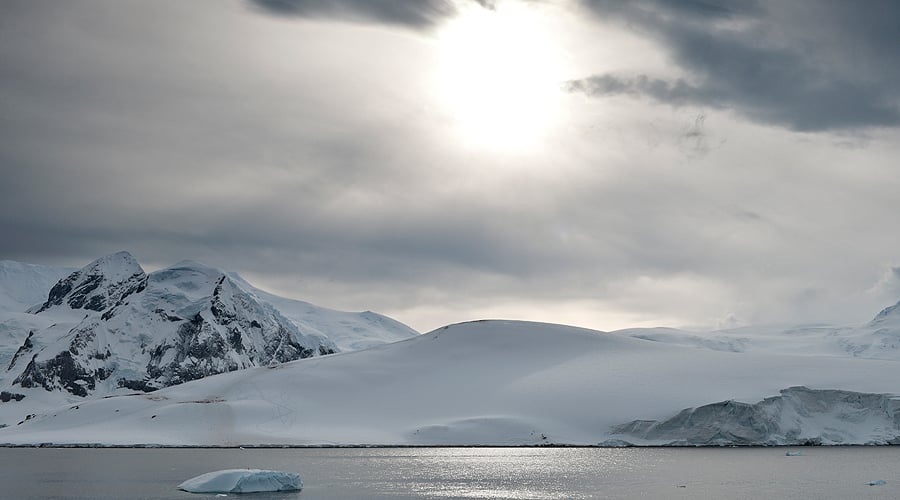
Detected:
[
  {"left": 0, "top": 252, "right": 418, "bottom": 408},
  {"left": 4, "top": 319, "right": 899, "bottom": 446}
]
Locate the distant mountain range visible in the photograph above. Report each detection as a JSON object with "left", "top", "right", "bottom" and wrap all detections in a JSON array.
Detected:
[{"left": 612, "top": 298, "right": 900, "bottom": 360}]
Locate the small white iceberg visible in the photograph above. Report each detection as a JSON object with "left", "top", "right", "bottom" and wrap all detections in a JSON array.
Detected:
[
  {"left": 178, "top": 469, "right": 302, "bottom": 494},
  {"left": 784, "top": 451, "right": 802, "bottom": 456}
]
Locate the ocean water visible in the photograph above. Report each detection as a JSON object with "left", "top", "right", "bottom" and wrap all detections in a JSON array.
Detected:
[{"left": 0, "top": 446, "right": 897, "bottom": 499}]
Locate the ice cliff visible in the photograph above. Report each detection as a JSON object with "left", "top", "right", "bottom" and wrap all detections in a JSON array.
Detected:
[{"left": 609, "top": 386, "right": 900, "bottom": 446}]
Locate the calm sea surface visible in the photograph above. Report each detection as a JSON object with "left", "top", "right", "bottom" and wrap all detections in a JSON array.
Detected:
[{"left": 0, "top": 447, "right": 898, "bottom": 499}]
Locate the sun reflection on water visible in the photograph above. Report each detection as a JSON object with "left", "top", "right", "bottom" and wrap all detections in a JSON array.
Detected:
[{"left": 389, "top": 447, "right": 644, "bottom": 499}]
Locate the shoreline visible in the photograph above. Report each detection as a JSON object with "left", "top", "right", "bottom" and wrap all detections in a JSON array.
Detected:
[{"left": 2, "top": 443, "right": 896, "bottom": 449}]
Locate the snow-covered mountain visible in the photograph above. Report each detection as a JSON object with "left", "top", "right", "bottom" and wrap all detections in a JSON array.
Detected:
[
  {"left": 3, "top": 319, "right": 898, "bottom": 446},
  {"left": 0, "top": 252, "right": 417, "bottom": 405}
]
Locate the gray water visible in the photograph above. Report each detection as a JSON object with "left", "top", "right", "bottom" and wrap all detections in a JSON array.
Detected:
[{"left": 0, "top": 447, "right": 897, "bottom": 499}]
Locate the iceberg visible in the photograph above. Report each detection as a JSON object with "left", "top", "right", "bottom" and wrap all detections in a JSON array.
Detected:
[{"left": 178, "top": 469, "right": 302, "bottom": 494}]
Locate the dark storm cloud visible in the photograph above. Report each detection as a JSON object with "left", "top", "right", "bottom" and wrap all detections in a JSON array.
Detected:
[
  {"left": 248, "top": 0, "right": 460, "bottom": 28},
  {"left": 570, "top": 0, "right": 900, "bottom": 131},
  {"left": 562, "top": 74, "right": 703, "bottom": 106}
]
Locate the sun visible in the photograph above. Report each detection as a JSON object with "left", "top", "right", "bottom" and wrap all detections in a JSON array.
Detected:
[{"left": 435, "top": 3, "right": 566, "bottom": 153}]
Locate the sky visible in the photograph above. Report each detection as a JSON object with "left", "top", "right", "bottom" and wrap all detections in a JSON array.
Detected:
[{"left": 1, "top": 0, "right": 899, "bottom": 333}]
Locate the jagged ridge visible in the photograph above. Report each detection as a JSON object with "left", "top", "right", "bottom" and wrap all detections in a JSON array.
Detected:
[{"left": 31, "top": 251, "right": 147, "bottom": 314}]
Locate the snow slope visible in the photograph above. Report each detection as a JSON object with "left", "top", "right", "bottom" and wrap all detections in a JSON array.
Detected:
[
  {"left": 0, "top": 261, "right": 75, "bottom": 369},
  {"left": 226, "top": 272, "right": 418, "bottom": 352},
  {"left": 0, "top": 260, "right": 74, "bottom": 313},
  {"left": 3, "top": 320, "right": 898, "bottom": 446}
]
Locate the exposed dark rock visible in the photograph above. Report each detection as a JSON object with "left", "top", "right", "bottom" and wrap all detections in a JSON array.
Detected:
[
  {"left": 8, "top": 331, "right": 35, "bottom": 371},
  {"left": 117, "top": 378, "right": 158, "bottom": 393},
  {"left": 34, "top": 252, "right": 147, "bottom": 314},
  {"left": 13, "top": 352, "right": 96, "bottom": 397},
  {"left": 0, "top": 391, "right": 26, "bottom": 402},
  {"left": 39, "top": 277, "right": 76, "bottom": 311}
]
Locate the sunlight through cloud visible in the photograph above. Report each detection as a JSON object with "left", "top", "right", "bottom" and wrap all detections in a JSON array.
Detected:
[{"left": 435, "top": 2, "right": 567, "bottom": 153}]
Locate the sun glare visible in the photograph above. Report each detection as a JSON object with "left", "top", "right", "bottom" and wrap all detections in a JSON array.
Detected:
[{"left": 436, "top": 3, "right": 566, "bottom": 153}]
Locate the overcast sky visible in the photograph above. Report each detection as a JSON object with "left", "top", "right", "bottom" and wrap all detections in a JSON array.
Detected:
[{"left": 2, "top": 0, "right": 899, "bottom": 333}]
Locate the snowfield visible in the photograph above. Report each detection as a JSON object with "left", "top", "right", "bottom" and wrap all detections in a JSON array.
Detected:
[
  {"left": 2, "top": 319, "right": 899, "bottom": 446},
  {"left": 226, "top": 272, "right": 419, "bottom": 352}
]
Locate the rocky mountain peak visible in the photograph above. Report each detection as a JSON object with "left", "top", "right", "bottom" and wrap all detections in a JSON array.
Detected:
[{"left": 32, "top": 251, "right": 147, "bottom": 314}]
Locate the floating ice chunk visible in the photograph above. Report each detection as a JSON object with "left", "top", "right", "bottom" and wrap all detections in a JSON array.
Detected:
[
  {"left": 178, "top": 469, "right": 302, "bottom": 494},
  {"left": 868, "top": 480, "right": 886, "bottom": 486},
  {"left": 784, "top": 451, "right": 802, "bottom": 456}
]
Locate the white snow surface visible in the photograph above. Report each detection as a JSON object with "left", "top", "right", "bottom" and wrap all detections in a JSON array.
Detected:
[
  {"left": 2, "top": 319, "right": 899, "bottom": 446},
  {"left": 0, "top": 260, "right": 74, "bottom": 313},
  {"left": 612, "top": 300, "right": 900, "bottom": 361},
  {"left": 178, "top": 469, "right": 302, "bottom": 493},
  {"left": 226, "top": 272, "right": 418, "bottom": 352}
]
